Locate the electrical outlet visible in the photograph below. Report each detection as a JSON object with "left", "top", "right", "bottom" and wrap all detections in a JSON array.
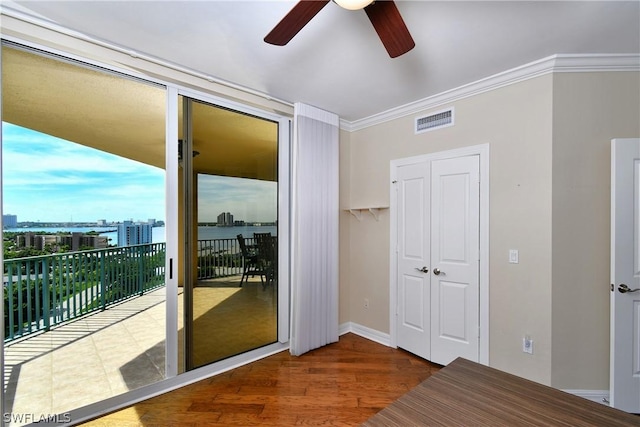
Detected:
[
  {"left": 364, "top": 298, "right": 369, "bottom": 309},
  {"left": 523, "top": 336, "right": 533, "bottom": 354}
]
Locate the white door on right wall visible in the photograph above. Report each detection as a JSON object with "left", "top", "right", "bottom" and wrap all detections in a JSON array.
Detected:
[{"left": 610, "top": 138, "right": 640, "bottom": 413}]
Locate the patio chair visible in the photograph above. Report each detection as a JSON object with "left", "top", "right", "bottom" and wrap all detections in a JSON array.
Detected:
[
  {"left": 254, "top": 233, "right": 277, "bottom": 290},
  {"left": 237, "top": 234, "right": 265, "bottom": 287}
]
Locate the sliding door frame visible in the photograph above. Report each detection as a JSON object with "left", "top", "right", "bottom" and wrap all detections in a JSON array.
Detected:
[{"left": 175, "top": 87, "right": 291, "bottom": 372}]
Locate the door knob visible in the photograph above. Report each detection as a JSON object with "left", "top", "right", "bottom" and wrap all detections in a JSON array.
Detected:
[
  {"left": 415, "top": 267, "right": 429, "bottom": 273},
  {"left": 433, "top": 268, "right": 442, "bottom": 275},
  {"left": 618, "top": 284, "right": 640, "bottom": 294}
]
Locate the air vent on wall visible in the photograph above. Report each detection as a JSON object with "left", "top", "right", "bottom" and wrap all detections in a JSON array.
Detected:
[{"left": 415, "top": 107, "right": 454, "bottom": 134}]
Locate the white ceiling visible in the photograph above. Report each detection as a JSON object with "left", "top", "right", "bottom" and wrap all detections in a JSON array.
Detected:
[{"left": 4, "top": 1, "right": 640, "bottom": 122}]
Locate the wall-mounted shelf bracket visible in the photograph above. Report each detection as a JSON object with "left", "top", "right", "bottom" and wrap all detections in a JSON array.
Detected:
[
  {"left": 367, "top": 208, "right": 382, "bottom": 221},
  {"left": 345, "top": 206, "right": 388, "bottom": 221},
  {"left": 348, "top": 209, "right": 363, "bottom": 221}
]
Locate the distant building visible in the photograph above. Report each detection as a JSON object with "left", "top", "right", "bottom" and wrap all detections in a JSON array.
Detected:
[
  {"left": 3, "top": 214, "right": 18, "bottom": 228},
  {"left": 21, "top": 232, "right": 35, "bottom": 248},
  {"left": 96, "top": 219, "right": 107, "bottom": 226},
  {"left": 117, "top": 220, "right": 153, "bottom": 246},
  {"left": 34, "top": 234, "right": 58, "bottom": 250},
  {"left": 217, "top": 212, "right": 234, "bottom": 227},
  {"left": 18, "top": 232, "right": 108, "bottom": 251},
  {"left": 59, "top": 232, "right": 108, "bottom": 250},
  {"left": 22, "top": 233, "right": 59, "bottom": 251}
]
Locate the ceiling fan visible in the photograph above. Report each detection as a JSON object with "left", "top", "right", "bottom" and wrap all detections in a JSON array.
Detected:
[{"left": 264, "top": 0, "right": 415, "bottom": 58}]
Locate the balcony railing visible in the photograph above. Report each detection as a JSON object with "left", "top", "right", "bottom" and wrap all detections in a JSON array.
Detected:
[
  {"left": 3, "top": 243, "right": 165, "bottom": 342},
  {"left": 3, "top": 237, "right": 261, "bottom": 343},
  {"left": 197, "top": 237, "right": 246, "bottom": 280}
]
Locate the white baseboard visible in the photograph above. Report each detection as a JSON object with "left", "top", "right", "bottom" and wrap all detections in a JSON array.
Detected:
[
  {"left": 339, "top": 322, "right": 391, "bottom": 347},
  {"left": 563, "top": 389, "right": 610, "bottom": 405},
  {"left": 338, "top": 324, "right": 612, "bottom": 408}
]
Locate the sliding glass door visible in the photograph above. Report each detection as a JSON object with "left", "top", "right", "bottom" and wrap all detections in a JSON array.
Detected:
[
  {"left": 1, "top": 40, "right": 290, "bottom": 425},
  {"left": 179, "top": 95, "right": 288, "bottom": 371}
]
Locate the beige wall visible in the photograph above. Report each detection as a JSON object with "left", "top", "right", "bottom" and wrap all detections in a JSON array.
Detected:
[
  {"left": 341, "top": 74, "right": 556, "bottom": 385},
  {"left": 550, "top": 72, "right": 640, "bottom": 389},
  {"left": 340, "top": 71, "right": 640, "bottom": 389}
]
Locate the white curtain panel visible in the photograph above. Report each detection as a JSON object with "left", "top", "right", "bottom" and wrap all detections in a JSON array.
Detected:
[{"left": 290, "top": 103, "right": 340, "bottom": 356}]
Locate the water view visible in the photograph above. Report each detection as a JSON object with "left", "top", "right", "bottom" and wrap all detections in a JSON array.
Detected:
[{"left": 4, "top": 225, "right": 277, "bottom": 247}]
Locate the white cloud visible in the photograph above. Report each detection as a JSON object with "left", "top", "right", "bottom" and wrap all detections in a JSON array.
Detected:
[
  {"left": 2, "top": 124, "right": 165, "bottom": 222},
  {"left": 3, "top": 123, "right": 278, "bottom": 224},
  {"left": 197, "top": 175, "right": 276, "bottom": 223}
]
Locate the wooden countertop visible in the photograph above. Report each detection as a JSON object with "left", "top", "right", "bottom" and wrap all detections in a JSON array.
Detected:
[{"left": 362, "top": 357, "right": 640, "bottom": 426}]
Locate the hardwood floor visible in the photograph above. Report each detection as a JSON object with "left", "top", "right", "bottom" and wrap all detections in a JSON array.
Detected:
[
  {"left": 364, "top": 358, "right": 640, "bottom": 427},
  {"left": 82, "top": 333, "right": 440, "bottom": 426}
]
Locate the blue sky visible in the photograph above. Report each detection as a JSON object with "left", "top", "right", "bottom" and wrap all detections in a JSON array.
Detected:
[
  {"left": 198, "top": 175, "right": 276, "bottom": 224},
  {"left": 2, "top": 123, "right": 277, "bottom": 224}
]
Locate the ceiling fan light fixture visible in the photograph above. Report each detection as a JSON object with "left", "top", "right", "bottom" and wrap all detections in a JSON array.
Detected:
[
  {"left": 265, "top": 0, "right": 414, "bottom": 57},
  {"left": 334, "top": 0, "right": 373, "bottom": 11}
]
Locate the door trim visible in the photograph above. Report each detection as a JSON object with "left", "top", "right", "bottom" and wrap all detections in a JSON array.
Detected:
[{"left": 389, "top": 143, "right": 490, "bottom": 365}]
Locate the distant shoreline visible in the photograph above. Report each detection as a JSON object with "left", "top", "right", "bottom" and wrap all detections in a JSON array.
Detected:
[
  {"left": 7, "top": 222, "right": 164, "bottom": 229},
  {"left": 4, "top": 221, "right": 275, "bottom": 229},
  {"left": 3, "top": 228, "right": 118, "bottom": 234},
  {"left": 3, "top": 224, "right": 277, "bottom": 246}
]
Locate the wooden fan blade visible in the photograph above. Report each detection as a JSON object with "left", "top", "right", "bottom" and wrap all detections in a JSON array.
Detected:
[
  {"left": 264, "top": 0, "right": 330, "bottom": 46},
  {"left": 364, "top": 0, "right": 415, "bottom": 58}
]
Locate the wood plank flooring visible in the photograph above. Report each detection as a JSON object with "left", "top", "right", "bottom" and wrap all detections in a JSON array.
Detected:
[
  {"left": 81, "top": 333, "right": 440, "bottom": 426},
  {"left": 363, "top": 357, "right": 640, "bottom": 427}
]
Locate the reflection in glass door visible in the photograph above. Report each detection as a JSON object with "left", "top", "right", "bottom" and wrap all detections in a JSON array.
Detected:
[{"left": 180, "top": 97, "right": 279, "bottom": 370}]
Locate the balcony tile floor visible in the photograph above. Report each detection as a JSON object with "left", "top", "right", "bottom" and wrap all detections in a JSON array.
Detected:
[{"left": 3, "top": 287, "right": 167, "bottom": 424}]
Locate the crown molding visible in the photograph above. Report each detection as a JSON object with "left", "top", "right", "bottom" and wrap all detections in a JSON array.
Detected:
[
  {"left": 341, "top": 53, "right": 640, "bottom": 132},
  {"left": 2, "top": 3, "right": 636, "bottom": 132}
]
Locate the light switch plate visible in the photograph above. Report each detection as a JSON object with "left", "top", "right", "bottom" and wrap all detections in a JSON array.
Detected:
[{"left": 509, "top": 249, "right": 519, "bottom": 264}]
